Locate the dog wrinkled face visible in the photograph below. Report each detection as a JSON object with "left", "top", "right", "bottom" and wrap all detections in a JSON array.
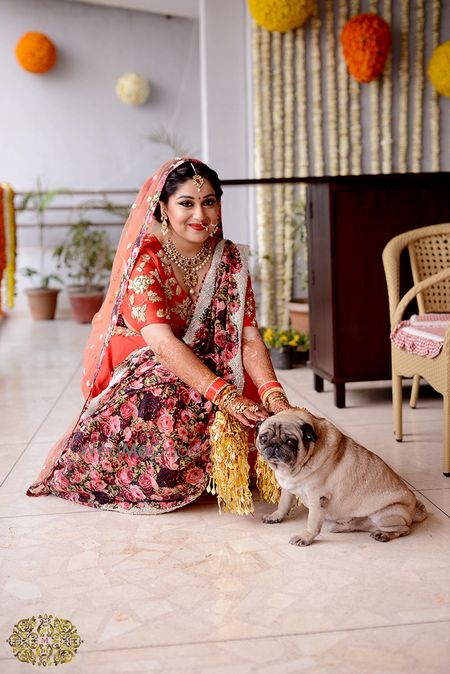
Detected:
[{"left": 255, "top": 415, "right": 318, "bottom": 468}]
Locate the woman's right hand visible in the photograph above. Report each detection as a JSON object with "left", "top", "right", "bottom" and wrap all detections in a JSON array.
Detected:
[{"left": 221, "top": 394, "right": 269, "bottom": 428}]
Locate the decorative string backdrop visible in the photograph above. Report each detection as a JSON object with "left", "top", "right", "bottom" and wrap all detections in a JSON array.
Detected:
[{"left": 251, "top": 0, "right": 443, "bottom": 328}]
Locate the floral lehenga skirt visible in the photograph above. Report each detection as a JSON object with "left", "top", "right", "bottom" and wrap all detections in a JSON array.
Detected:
[
  {"left": 34, "top": 347, "right": 216, "bottom": 513},
  {"left": 27, "top": 239, "right": 255, "bottom": 513}
]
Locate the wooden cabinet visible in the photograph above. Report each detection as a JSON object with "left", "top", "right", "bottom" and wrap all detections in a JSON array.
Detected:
[{"left": 306, "top": 174, "right": 450, "bottom": 407}]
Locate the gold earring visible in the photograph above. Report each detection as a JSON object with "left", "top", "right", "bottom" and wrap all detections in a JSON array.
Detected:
[
  {"left": 210, "top": 224, "right": 218, "bottom": 237},
  {"left": 161, "top": 211, "right": 169, "bottom": 236}
]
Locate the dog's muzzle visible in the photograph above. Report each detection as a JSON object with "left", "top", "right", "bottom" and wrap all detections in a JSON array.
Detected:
[{"left": 261, "top": 443, "right": 292, "bottom": 464}]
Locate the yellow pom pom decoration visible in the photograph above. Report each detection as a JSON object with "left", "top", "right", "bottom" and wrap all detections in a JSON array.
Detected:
[
  {"left": 248, "top": 0, "right": 314, "bottom": 33},
  {"left": 428, "top": 41, "right": 450, "bottom": 98},
  {"left": 15, "top": 32, "right": 57, "bottom": 74}
]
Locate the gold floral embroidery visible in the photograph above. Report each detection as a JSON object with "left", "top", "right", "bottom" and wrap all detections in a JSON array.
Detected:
[
  {"left": 162, "top": 276, "right": 177, "bottom": 301},
  {"left": 156, "top": 307, "right": 171, "bottom": 320},
  {"left": 114, "top": 325, "right": 140, "bottom": 337},
  {"left": 147, "top": 289, "right": 164, "bottom": 303},
  {"left": 129, "top": 275, "right": 151, "bottom": 294},
  {"left": 131, "top": 304, "right": 147, "bottom": 323},
  {"left": 172, "top": 297, "right": 194, "bottom": 322}
]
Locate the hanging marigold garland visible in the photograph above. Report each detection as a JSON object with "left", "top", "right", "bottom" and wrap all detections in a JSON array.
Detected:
[
  {"left": 311, "top": 3, "right": 324, "bottom": 176},
  {"left": 430, "top": 0, "right": 442, "bottom": 171},
  {"left": 398, "top": 0, "right": 410, "bottom": 172},
  {"left": 272, "top": 31, "right": 286, "bottom": 325},
  {"left": 257, "top": 27, "right": 275, "bottom": 327},
  {"left": 295, "top": 21, "right": 309, "bottom": 292},
  {"left": 283, "top": 29, "right": 295, "bottom": 325},
  {"left": 296, "top": 24, "right": 309, "bottom": 179},
  {"left": 368, "top": 1, "right": 380, "bottom": 175},
  {"left": 325, "top": 0, "right": 338, "bottom": 175},
  {"left": 337, "top": 1, "right": 350, "bottom": 175},
  {"left": 381, "top": 0, "right": 393, "bottom": 174},
  {"left": 0, "top": 184, "right": 16, "bottom": 315},
  {"left": 412, "top": 0, "right": 425, "bottom": 173},
  {"left": 348, "top": 1, "right": 362, "bottom": 176}
]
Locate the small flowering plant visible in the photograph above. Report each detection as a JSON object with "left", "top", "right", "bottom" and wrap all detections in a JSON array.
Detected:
[{"left": 263, "top": 327, "right": 309, "bottom": 352}]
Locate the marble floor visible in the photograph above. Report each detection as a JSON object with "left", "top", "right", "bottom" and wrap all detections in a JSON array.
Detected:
[{"left": 0, "top": 317, "right": 449, "bottom": 673}]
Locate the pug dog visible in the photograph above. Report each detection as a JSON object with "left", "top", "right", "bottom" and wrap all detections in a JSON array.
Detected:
[{"left": 256, "top": 408, "right": 427, "bottom": 546}]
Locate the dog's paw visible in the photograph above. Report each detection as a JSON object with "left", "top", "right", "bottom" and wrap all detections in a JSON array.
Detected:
[
  {"left": 370, "top": 530, "right": 391, "bottom": 542},
  {"left": 289, "top": 531, "right": 313, "bottom": 546},
  {"left": 262, "top": 512, "right": 284, "bottom": 524}
]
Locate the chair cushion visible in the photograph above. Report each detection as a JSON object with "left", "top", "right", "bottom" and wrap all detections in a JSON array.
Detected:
[{"left": 390, "top": 313, "right": 449, "bottom": 358}]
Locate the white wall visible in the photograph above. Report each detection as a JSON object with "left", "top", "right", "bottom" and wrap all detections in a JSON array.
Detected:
[
  {"left": 0, "top": 0, "right": 201, "bottom": 193},
  {"left": 0, "top": 0, "right": 203, "bottom": 314},
  {"left": 199, "top": 0, "right": 254, "bottom": 248}
]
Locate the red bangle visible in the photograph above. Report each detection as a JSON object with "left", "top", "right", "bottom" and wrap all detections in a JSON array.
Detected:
[
  {"left": 258, "top": 381, "right": 282, "bottom": 399},
  {"left": 205, "top": 377, "right": 229, "bottom": 403}
]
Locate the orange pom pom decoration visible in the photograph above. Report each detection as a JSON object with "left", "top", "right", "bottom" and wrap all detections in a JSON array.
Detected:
[
  {"left": 15, "top": 32, "right": 57, "bottom": 74},
  {"left": 340, "top": 13, "right": 391, "bottom": 84}
]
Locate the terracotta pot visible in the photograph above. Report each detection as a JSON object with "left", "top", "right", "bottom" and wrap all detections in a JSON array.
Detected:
[
  {"left": 269, "top": 347, "right": 293, "bottom": 370},
  {"left": 68, "top": 289, "right": 104, "bottom": 324},
  {"left": 288, "top": 299, "right": 310, "bottom": 334},
  {"left": 26, "top": 288, "right": 60, "bottom": 320}
]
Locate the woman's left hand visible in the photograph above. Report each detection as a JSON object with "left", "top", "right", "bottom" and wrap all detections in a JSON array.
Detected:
[
  {"left": 222, "top": 395, "right": 269, "bottom": 428},
  {"left": 268, "top": 398, "right": 293, "bottom": 415}
]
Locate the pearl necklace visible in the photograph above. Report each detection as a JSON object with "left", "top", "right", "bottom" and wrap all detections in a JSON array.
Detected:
[{"left": 162, "top": 237, "right": 212, "bottom": 296}]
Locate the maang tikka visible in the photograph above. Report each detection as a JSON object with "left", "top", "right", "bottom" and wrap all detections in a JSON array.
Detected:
[{"left": 190, "top": 163, "right": 205, "bottom": 191}]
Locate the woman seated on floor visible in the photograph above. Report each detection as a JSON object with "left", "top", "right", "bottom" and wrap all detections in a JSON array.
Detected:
[{"left": 27, "top": 158, "right": 292, "bottom": 513}]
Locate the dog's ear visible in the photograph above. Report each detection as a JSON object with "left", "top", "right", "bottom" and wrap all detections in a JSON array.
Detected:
[
  {"left": 300, "top": 422, "right": 317, "bottom": 445},
  {"left": 255, "top": 420, "right": 264, "bottom": 436}
]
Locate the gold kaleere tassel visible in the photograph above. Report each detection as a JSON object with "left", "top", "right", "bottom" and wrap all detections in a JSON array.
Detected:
[
  {"left": 208, "top": 411, "right": 254, "bottom": 516},
  {"left": 255, "top": 454, "right": 281, "bottom": 504}
]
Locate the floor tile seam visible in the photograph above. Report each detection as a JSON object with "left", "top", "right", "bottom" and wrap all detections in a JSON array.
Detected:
[
  {"left": 0, "top": 510, "right": 94, "bottom": 519},
  {"left": 414, "top": 490, "right": 450, "bottom": 519},
  {"left": 280, "top": 379, "right": 442, "bottom": 419},
  {"left": 0, "top": 357, "right": 84, "bottom": 489},
  {"left": 2, "top": 618, "right": 447, "bottom": 660}
]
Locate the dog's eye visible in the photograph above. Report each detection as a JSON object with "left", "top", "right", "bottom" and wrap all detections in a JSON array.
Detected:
[
  {"left": 259, "top": 433, "right": 268, "bottom": 443},
  {"left": 286, "top": 438, "right": 297, "bottom": 448}
]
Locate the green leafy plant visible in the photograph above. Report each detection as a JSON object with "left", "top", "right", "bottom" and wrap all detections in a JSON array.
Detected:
[
  {"left": 18, "top": 177, "right": 65, "bottom": 286},
  {"left": 21, "top": 267, "right": 62, "bottom": 290},
  {"left": 263, "top": 327, "right": 309, "bottom": 352},
  {"left": 53, "top": 219, "right": 114, "bottom": 292}
]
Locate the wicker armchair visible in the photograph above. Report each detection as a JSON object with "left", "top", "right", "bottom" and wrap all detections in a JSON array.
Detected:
[{"left": 382, "top": 223, "right": 450, "bottom": 476}]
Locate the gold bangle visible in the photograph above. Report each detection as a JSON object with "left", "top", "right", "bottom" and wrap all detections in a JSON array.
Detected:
[
  {"left": 264, "top": 392, "right": 288, "bottom": 410},
  {"left": 261, "top": 386, "right": 285, "bottom": 405}
]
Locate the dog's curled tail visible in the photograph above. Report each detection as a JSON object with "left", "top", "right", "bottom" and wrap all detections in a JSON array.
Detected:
[{"left": 413, "top": 499, "right": 427, "bottom": 522}]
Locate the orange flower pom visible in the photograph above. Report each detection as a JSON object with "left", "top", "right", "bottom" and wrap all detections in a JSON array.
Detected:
[
  {"left": 15, "top": 32, "right": 57, "bottom": 74},
  {"left": 340, "top": 13, "right": 391, "bottom": 84}
]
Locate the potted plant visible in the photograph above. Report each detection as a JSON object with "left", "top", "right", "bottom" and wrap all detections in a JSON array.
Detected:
[
  {"left": 21, "top": 268, "right": 62, "bottom": 320},
  {"left": 18, "top": 178, "right": 64, "bottom": 320},
  {"left": 286, "top": 200, "right": 310, "bottom": 334},
  {"left": 263, "top": 327, "right": 310, "bottom": 370},
  {"left": 54, "top": 219, "right": 114, "bottom": 324}
]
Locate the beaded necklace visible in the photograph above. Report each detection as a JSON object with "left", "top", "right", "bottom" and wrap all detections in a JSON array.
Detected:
[{"left": 162, "top": 237, "right": 212, "bottom": 296}]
